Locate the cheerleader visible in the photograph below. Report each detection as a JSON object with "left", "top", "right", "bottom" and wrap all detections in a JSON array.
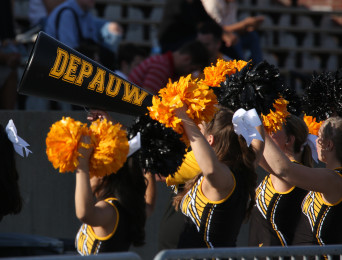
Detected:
[
  {"left": 262, "top": 117, "right": 342, "bottom": 245},
  {"left": 172, "top": 105, "right": 263, "bottom": 248},
  {"left": 249, "top": 115, "right": 312, "bottom": 246},
  {"left": 74, "top": 135, "right": 147, "bottom": 255}
]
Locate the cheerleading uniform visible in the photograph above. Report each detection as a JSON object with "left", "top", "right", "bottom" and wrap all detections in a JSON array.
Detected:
[
  {"left": 292, "top": 168, "right": 342, "bottom": 245},
  {"left": 75, "top": 198, "right": 131, "bottom": 255},
  {"left": 159, "top": 149, "right": 201, "bottom": 250},
  {"left": 178, "top": 171, "right": 248, "bottom": 248},
  {"left": 248, "top": 167, "right": 308, "bottom": 247},
  {"left": 158, "top": 185, "right": 187, "bottom": 251}
]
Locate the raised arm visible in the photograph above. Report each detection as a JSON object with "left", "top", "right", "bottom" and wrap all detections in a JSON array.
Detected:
[
  {"left": 175, "top": 106, "right": 234, "bottom": 201},
  {"left": 75, "top": 136, "right": 117, "bottom": 233},
  {"left": 145, "top": 171, "right": 156, "bottom": 218},
  {"left": 251, "top": 124, "right": 265, "bottom": 168},
  {"left": 263, "top": 134, "right": 342, "bottom": 203}
]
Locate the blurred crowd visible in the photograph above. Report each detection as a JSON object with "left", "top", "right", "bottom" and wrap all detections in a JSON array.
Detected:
[{"left": 0, "top": 0, "right": 267, "bottom": 110}]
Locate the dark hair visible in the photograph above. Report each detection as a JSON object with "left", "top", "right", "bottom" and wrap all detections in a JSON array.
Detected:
[
  {"left": 283, "top": 115, "right": 313, "bottom": 167},
  {"left": 94, "top": 156, "right": 146, "bottom": 246},
  {"left": 197, "top": 21, "right": 223, "bottom": 41},
  {"left": 173, "top": 107, "right": 257, "bottom": 218},
  {"left": 178, "top": 40, "right": 210, "bottom": 70},
  {"left": 320, "top": 117, "right": 342, "bottom": 165},
  {"left": 116, "top": 43, "right": 148, "bottom": 69},
  {"left": 0, "top": 124, "right": 22, "bottom": 221}
]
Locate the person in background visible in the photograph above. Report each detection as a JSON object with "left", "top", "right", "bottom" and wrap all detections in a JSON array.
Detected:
[
  {"left": 28, "top": 0, "right": 65, "bottom": 27},
  {"left": 262, "top": 117, "right": 342, "bottom": 245},
  {"left": 249, "top": 115, "right": 312, "bottom": 247},
  {"left": 114, "top": 43, "right": 148, "bottom": 80},
  {"left": 0, "top": 0, "right": 23, "bottom": 109},
  {"left": 201, "top": 0, "right": 264, "bottom": 64},
  {"left": 128, "top": 40, "right": 210, "bottom": 95},
  {"left": 197, "top": 20, "right": 231, "bottom": 64},
  {"left": 158, "top": 0, "right": 214, "bottom": 53},
  {"left": 44, "top": 0, "right": 123, "bottom": 62}
]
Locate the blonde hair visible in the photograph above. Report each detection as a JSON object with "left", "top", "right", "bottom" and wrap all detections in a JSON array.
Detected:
[
  {"left": 283, "top": 115, "right": 313, "bottom": 167},
  {"left": 320, "top": 117, "right": 342, "bottom": 164}
]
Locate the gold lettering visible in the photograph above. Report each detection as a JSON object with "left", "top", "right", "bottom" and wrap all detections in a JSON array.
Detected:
[
  {"left": 63, "top": 54, "right": 81, "bottom": 83},
  {"left": 87, "top": 68, "right": 106, "bottom": 93},
  {"left": 106, "top": 74, "right": 121, "bottom": 97},
  {"left": 122, "top": 84, "right": 148, "bottom": 106},
  {"left": 75, "top": 60, "right": 93, "bottom": 86},
  {"left": 49, "top": 48, "right": 69, "bottom": 79}
]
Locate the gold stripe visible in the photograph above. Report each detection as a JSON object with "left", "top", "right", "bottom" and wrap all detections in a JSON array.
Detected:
[
  {"left": 204, "top": 205, "right": 214, "bottom": 248},
  {"left": 88, "top": 197, "right": 120, "bottom": 240},
  {"left": 267, "top": 175, "right": 295, "bottom": 194},
  {"left": 197, "top": 173, "right": 236, "bottom": 204},
  {"left": 270, "top": 196, "right": 285, "bottom": 246}
]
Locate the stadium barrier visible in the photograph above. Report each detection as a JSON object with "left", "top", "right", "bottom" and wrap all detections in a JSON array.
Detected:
[
  {"left": 154, "top": 245, "right": 342, "bottom": 260},
  {"left": 0, "top": 252, "right": 142, "bottom": 260}
]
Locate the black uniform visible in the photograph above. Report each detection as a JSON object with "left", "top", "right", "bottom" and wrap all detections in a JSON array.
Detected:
[
  {"left": 75, "top": 198, "right": 131, "bottom": 255},
  {"left": 249, "top": 172, "right": 307, "bottom": 246},
  {"left": 178, "top": 172, "right": 248, "bottom": 248},
  {"left": 293, "top": 168, "right": 342, "bottom": 245}
]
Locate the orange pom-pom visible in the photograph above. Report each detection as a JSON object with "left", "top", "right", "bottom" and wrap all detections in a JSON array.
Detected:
[
  {"left": 46, "top": 117, "right": 89, "bottom": 173},
  {"left": 89, "top": 119, "right": 129, "bottom": 178},
  {"left": 303, "top": 115, "right": 323, "bottom": 136},
  {"left": 148, "top": 74, "right": 218, "bottom": 142},
  {"left": 201, "top": 59, "right": 248, "bottom": 87},
  {"left": 262, "top": 97, "right": 290, "bottom": 134}
]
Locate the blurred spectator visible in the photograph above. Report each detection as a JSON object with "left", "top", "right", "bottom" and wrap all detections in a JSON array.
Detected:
[
  {"left": 158, "top": 0, "right": 214, "bottom": 53},
  {"left": 44, "top": 0, "right": 123, "bottom": 63},
  {"left": 28, "top": 0, "right": 65, "bottom": 27},
  {"left": 201, "top": 0, "right": 264, "bottom": 64},
  {"left": 114, "top": 43, "right": 148, "bottom": 80},
  {"left": 128, "top": 41, "right": 210, "bottom": 94},
  {"left": 0, "top": 0, "right": 22, "bottom": 109},
  {"left": 332, "top": 15, "right": 342, "bottom": 26},
  {"left": 197, "top": 20, "right": 231, "bottom": 64}
]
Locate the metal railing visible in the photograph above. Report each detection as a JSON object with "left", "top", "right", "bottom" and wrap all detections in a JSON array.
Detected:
[
  {"left": 154, "top": 245, "right": 342, "bottom": 260},
  {"left": 0, "top": 252, "right": 142, "bottom": 260}
]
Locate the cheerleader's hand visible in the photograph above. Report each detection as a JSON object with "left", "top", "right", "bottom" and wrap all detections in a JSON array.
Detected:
[
  {"left": 87, "top": 109, "right": 115, "bottom": 123},
  {"left": 77, "top": 135, "right": 93, "bottom": 170},
  {"left": 174, "top": 103, "right": 188, "bottom": 121}
]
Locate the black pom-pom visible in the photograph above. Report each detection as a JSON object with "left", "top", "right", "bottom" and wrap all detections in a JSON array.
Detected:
[
  {"left": 302, "top": 70, "right": 342, "bottom": 122},
  {"left": 280, "top": 87, "right": 302, "bottom": 116},
  {"left": 127, "top": 115, "right": 187, "bottom": 177},
  {"left": 332, "top": 69, "right": 342, "bottom": 118},
  {"left": 216, "top": 61, "right": 285, "bottom": 115}
]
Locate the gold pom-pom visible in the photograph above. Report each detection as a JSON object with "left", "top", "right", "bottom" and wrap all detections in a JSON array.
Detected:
[
  {"left": 262, "top": 97, "right": 290, "bottom": 134},
  {"left": 303, "top": 115, "right": 323, "bottom": 136},
  {"left": 201, "top": 59, "right": 248, "bottom": 87},
  {"left": 148, "top": 74, "right": 218, "bottom": 141},
  {"left": 46, "top": 117, "right": 89, "bottom": 173},
  {"left": 89, "top": 119, "right": 129, "bottom": 178}
]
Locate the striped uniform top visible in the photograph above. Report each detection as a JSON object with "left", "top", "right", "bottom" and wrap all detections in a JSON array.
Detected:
[
  {"left": 178, "top": 172, "right": 248, "bottom": 248},
  {"left": 75, "top": 198, "right": 131, "bottom": 255},
  {"left": 128, "top": 51, "right": 174, "bottom": 94},
  {"left": 248, "top": 169, "right": 307, "bottom": 247},
  {"left": 293, "top": 168, "right": 342, "bottom": 245}
]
